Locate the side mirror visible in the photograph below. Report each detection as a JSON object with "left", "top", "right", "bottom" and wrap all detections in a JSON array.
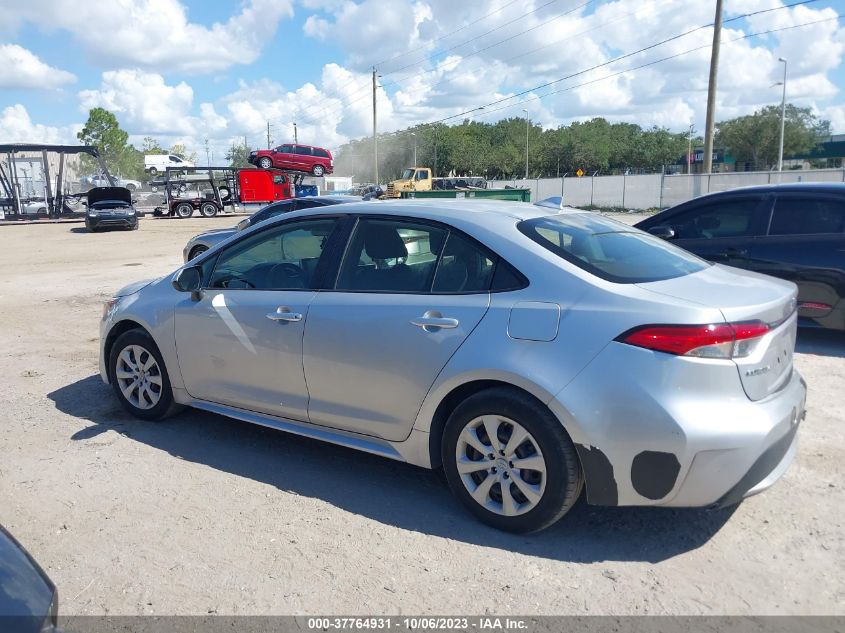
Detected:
[
  {"left": 648, "top": 225, "right": 675, "bottom": 240},
  {"left": 236, "top": 218, "right": 250, "bottom": 231},
  {"left": 172, "top": 266, "right": 202, "bottom": 300}
]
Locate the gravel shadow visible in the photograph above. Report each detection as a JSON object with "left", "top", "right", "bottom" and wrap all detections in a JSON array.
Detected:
[{"left": 49, "top": 375, "right": 736, "bottom": 563}]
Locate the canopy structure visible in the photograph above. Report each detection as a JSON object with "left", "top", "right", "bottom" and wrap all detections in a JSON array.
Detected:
[{"left": 0, "top": 144, "right": 114, "bottom": 219}]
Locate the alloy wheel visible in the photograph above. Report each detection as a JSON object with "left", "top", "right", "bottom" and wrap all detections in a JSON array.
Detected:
[
  {"left": 114, "top": 344, "right": 163, "bottom": 410},
  {"left": 455, "top": 415, "right": 547, "bottom": 517}
]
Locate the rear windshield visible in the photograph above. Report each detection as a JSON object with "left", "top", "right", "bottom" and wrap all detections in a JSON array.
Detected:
[{"left": 518, "top": 214, "right": 709, "bottom": 284}]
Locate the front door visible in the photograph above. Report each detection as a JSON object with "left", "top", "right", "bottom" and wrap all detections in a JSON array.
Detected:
[
  {"left": 303, "top": 217, "right": 494, "bottom": 441},
  {"left": 174, "top": 217, "right": 340, "bottom": 420}
]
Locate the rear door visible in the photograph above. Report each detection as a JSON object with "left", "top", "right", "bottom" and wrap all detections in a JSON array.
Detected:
[
  {"left": 294, "top": 145, "right": 313, "bottom": 172},
  {"left": 302, "top": 216, "right": 494, "bottom": 441},
  {"left": 655, "top": 195, "right": 770, "bottom": 269},
  {"left": 748, "top": 192, "right": 845, "bottom": 327}
]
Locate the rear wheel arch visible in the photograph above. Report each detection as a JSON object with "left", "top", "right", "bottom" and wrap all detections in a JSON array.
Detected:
[{"left": 427, "top": 380, "right": 565, "bottom": 469}]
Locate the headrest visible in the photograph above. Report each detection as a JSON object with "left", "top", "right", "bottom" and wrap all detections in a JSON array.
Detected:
[{"left": 364, "top": 224, "right": 408, "bottom": 259}]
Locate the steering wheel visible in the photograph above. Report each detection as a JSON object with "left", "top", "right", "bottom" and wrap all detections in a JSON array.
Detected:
[
  {"left": 216, "top": 275, "right": 255, "bottom": 289},
  {"left": 269, "top": 263, "right": 307, "bottom": 287}
]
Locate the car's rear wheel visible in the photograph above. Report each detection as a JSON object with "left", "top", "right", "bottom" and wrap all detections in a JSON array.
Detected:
[
  {"left": 189, "top": 245, "right": 208, "bottom": 260},
  {"left": 199, "top": 202, "right": 218, "bottom": 217},
  {"left": 312, "top": 164, "right": 325, "bottom": 177},
  {"left": 175, "top": 202, "right": 193, "bottom": 218},
  {"left": 148, "top": 167, "right": 158, "bottom": 175},
  {"left": 259, "top": 157, "right": 273, "bottom": 169},
  {"left": 109, "top": 329, "right": 178, "bottom": 421},
  {"left": 442, "top": 387, "right": 583, "bottom": 533}
]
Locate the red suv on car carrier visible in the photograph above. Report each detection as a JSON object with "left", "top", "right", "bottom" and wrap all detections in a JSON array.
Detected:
[{"left": 250, "top": 143, "right": 334, "bottom": 176}]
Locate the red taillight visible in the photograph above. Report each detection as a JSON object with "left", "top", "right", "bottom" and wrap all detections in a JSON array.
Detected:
[{"left": 619, "top": 321, "right": 770, "bottom": 359}]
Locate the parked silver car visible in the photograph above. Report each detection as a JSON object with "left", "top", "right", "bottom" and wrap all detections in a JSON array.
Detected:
[
  {"left": 100, "top": 200, "right": 806, "bottom": 533},
  {"left": 183, "top": 195, "right": 363, "bottom": 262}
]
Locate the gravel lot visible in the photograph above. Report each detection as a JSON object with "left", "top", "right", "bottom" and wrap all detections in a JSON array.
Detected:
[{"left": 0, "top": 213, "right": 842, "bottom": 616}]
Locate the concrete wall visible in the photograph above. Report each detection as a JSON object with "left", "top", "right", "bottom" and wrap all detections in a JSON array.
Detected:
[{"left": 490, "top": 168, "right": 845, "bottom": 209}]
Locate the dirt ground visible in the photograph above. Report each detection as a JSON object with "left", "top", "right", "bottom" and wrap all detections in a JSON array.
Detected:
[{"left": 0, "top": 214, "right": 842, "bottom": 616}]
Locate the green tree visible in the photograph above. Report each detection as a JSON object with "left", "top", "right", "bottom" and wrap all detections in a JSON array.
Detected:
[
  {"left": 716, "top": 104, "right": 830, "bottom": 170},
  {"left": 141, "top": 137, "right": 165, "bottom": 153},
  {"left": 168, "top": 143, "right": 198, "bottom": 164},
  {"left": 76, "top": 107, "right": 144, "bottom": 179},
  {"left": 226, "top": 143, "right": 253, "bottom": 168}
]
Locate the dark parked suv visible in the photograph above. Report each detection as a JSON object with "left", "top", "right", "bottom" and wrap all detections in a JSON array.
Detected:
[
  {"left": 636, "top": 183, "right": 845, "bottom": 331},
  {"left": 249, "top": 144, "right": 333, "bottom": 176}
]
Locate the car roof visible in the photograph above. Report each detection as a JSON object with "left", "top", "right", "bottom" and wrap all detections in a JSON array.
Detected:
[
  {"left": 265, "top": 198, "right": 589, "bottom": 226},
  {"left": 688, "top": 181, "right": 845, "bottom": 200}
]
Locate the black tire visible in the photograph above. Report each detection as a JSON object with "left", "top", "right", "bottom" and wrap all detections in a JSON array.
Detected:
[
  {"left": 148, "top": 167, "right": 158, "bottom": 176},
  {"left": 217, "top": 186, "right": 231, "bottom": 201},
  {"left": 175, "top": 202, "right": 193, "bottom": 218},
  {"left": 189, "top": 245, "right": 208, "bottom": 260},
  {"left": 199, "top": 202, "right": 218, "bottom": 218},
  {"left": 441, "top": 387, "right": 583, "bottom": 533},
  {"left": 259, "top": 157, "right": 273, "bottom": 169},
  {"left": 312, "top": 164, "right": 325, "bottom": 177},
  {"left": 126, "top": 183, "right": 137, "bottom": 191},
  {"left": 108, "top": 329, "right": 180, "bottom": 421}
]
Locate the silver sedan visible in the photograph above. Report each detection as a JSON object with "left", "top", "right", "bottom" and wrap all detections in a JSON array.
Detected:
[
  {"left": 182, "top": 195, "right": 363, "bottom": 262},
  {"left": 100, "top": 200, "right": 806, "bottom": 533}
]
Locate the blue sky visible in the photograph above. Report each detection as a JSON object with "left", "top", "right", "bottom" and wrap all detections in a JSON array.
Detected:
[{"left": 1, "top": 0, "right": 844, "bottom": 157}]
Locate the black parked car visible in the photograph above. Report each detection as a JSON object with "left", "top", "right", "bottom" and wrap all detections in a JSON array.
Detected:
[
  {"left": 636, "top": 183, "right": 845, "bottom": 331},
  {"left": 85, "top": 186, "right": 138, "bottom": 232},
  {"left": 0, "top": 526, "right": 58, "bottom": 633}
]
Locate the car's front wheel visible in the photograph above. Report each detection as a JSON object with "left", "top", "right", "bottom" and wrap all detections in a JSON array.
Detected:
[
  {"left": 109, "top": 329, "right": 178, "bottom": 421},
  {"left": 442, "top": 387, "right": 583, "bottom": 533},
  {"left": 188, "top": 245, "right": 208, "bottom": 260},
  {"left": 259, "top": 157, "right": 273, "bottom": 169}
]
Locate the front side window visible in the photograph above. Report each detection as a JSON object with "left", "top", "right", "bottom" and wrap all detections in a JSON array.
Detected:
[
  {"left": 770, "top": 196, "right": 845, "bottom": 235},
  {"left": 402, "top": 169, "right": 414, "bottom": 179},
  {"left": 209, "top": 219, "right": 337, "bottom": 290},
  {"left": 272, "top": 174, "right": 286, "bottom": 184},
  {"left": 667, "top": 198, "right": 765, "bottom": 239},
  {"left": 169, "top": 156, "right": 182, "bottom": 163},
  {"left": 277, "top": 145, "right": 294, "bottom": 154},
  {"left": 520, "top": 214, "right": 708, "bottom": 284}
]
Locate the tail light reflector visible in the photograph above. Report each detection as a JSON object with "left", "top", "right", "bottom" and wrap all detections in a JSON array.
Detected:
[{"left": 618, "top": 321, "right": 770, "bottom": 359}]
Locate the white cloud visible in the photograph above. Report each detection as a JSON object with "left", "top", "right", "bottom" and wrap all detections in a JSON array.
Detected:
[
  {"left": 0, "top": 44, "right": 76, "bottom": 89},
  {"left": 4, "top": 0, "right": 294, "bottom": 74},
  {"left": 0, "top": 104, "right": 79, "bottom": 143}
]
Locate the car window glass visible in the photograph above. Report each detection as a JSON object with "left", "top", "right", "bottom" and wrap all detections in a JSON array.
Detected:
[
  {"left": 770, "top": 197, "right": 845, "bottom": 235},
  {"left": 314, "top": 148, "right": 329, "bottom": 158},
  {"left": 272, "top": 175, "right": 286, "bottom": 184},
  {"left": 336, "top": 219, "right": 446, "bottom": 293},
  {"left": 432, "top": 232, "right": 496, "bottom": 293},
  {"left": 209, "top": 219, "right": 336, "bottom": 290},
  {"left": 169, "top": 156, "right": 181, "bottom": 162},
  {"left": 668, "top": 198, "right": 764, "bottom": 239},
  {"left": 416, "top": 170, "right": 429, "bottom": 180},
  {"left": 294, "top": 146, "right": 312, "bottom": 155},
  {"left": 278, "top": 145, "right": 294, "bottom": 153},
  {"left": 520, "top": 214, "right": 708, "bottom": 284}
]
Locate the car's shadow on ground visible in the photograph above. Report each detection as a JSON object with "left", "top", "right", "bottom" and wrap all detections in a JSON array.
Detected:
[
  {"left": 49, "top": 375, "right": 736, "bottom": 564},
  {"left": 796, "top": 328, "right": 845, "bottom": 358}
]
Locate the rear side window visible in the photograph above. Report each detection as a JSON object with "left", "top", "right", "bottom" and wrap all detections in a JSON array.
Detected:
[
  {"left": 313, "top": 148, "right": 330, "bottom": 158},
  {"left": 295, "top": 146, "right": 313, "bottom": 155},
  {"left": 519, "top": 214, "right": 708, "bottom": 284},
  {"left": 667, "top": 198, "right": 765, "bottom": 239},
  {"left": 770, "top": 196, "right": 845, "bottom": 235}
]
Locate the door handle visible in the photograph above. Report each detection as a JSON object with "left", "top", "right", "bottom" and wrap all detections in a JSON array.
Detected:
[
  {"left": 266, "top": 307, "right": 302, "bottom": 322},
  {"left": 411, "top": 312, "right": 459, "bottom": 331}
]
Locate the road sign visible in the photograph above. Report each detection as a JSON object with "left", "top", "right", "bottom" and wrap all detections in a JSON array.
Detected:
[{"left": 576, "top": 168, "right": 584, "bottom": 177}]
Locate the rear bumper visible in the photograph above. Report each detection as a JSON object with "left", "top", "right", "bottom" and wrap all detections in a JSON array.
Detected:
[{"left": 552, "top": 342, "right": 807, "bottom": 508}]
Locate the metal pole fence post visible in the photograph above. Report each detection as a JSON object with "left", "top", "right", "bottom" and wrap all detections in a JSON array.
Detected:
[{"left": 622, "top": 173, "right": 626, "bottom": 210}]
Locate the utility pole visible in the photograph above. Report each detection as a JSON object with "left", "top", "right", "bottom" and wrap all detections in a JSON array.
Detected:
[
  {"left": 244, "top": 135, "right": 248, "bottom": 150},
  {"left": 266, "top": 121, "right": 272, "bottom": 149},
  {"left": 777, "top": 58, "right": 788, "bottom": 172},
  {"left": 373, "top": 68, "right": 379, "bottom": 185},
  {"left": 522, "top": 108, "right": 529, "bottom": 179},
  {"left": 703, "top": 0, "right": 723, "bottom": 174},
  {"left": 687, "top": 124, "right": 694, "bottom": 174},
  {"left": 293, "top": 122, "right": 298, "bottom": 144},
  {"left": 204, "top": 137, "right": 210, "bottom": 166}
]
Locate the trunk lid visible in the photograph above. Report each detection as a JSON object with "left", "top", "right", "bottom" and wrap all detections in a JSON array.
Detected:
[{"left": 637, "top": 264, "right": 798, "bottom": 401}]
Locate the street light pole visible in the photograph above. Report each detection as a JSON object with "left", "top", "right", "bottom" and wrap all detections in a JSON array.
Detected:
[
  {"left": 777, "top": 57, "right": 787, "bottom": 172},
  {"left": 522, "top": 108, "right": 529, "bottom": 179},
  {"left": 410, "top": 132, "right": 417, "bottom": 166},
  {"left": 687, "top": 124, "right": 693, "bottom": 174}
]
